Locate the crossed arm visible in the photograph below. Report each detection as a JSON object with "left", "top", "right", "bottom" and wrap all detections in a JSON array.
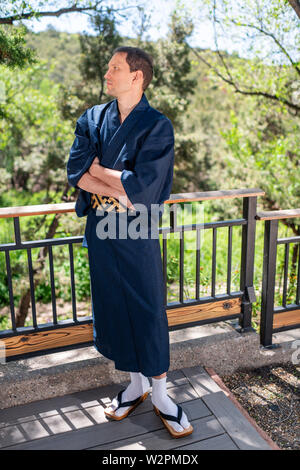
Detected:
[{"left": 77, "top": 157, "right": 135, "bottom": 210}]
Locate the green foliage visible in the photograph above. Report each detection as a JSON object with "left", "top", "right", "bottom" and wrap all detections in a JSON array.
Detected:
[
  {"left": 147, "top": 10, "right": 198, "bottom": 125},
  {"left": 0, "top": 61, "right": 74, "bottom": 193},
  {"left": 78, "top": 10, "right": 123, "bottom": 106},
  {"left": 35, "top": 280, "right": 52, "bottom": 304},
  {"left": 139, "top": 10, "right": 201, "bottom": 193},
  {"left": 0, "top": 24, "right": 37, "bottom": 68},
  {"left": 25, "top": 28, "right": 82, "bottom": 85},
  {"left": 0, "top": 271, "right": 9, "bottom": 308},
  {"left": 190, "top": 0, "right": 300, "bottom": 114},
  {"left": 220, "top": 102, "right": 300, "bottom": 211},
  {"left": 69, "top": 250, "right": 91, "bottom": 301},
  {"left": 161, "top": 203, "right": 243, "bottom": 303}
]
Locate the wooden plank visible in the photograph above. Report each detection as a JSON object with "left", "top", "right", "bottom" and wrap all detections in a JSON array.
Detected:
[
  {"left": 181, "top": 365, "right": 224, "bottom": 397},
  {"left": 0, "top": 382, "right": 203, "bottom": 449},
  {"left": 0, "top": 364, "right": 273, "bottom": 450},
  {"left": 0, "top": 369, "right": 187, "bottom": 428},
  {"left": 175, "top": 433, "right": 239, "bottom": 450},
  {"left": 0, "top": 405, "right": 183, "bottom": 450},
  {"left": 256, "top": 209, "right": 300, "bottom": 221},
  {"left": 2, "top": 298, "right": 241, "bottom": 358},
  {"left": 273, "top": 309, "right": 300, "bottom": 329},
  {"left": 0, "top": 382, "right": 122, "bottom": 430},
  {"left": 4, "top": 414, "right": 223, "bottom": 450},
  {"left": 166, "top": 188, "right": 265, "bottom": 204},
  {"left": 201, "top": 391, "right": 272, "bottom": 450},
  {"left": 0, "top": 189, "right": 265, "bottom": 219},
  {"left": 0, "top": 420, "right": 51, "bottom": 447},
  {"left": 2, "top": 323, "right": 94, "bottom": 358},
  {"left": 0, "top": 381, "right": 198, "bottom": 447},
  {"left": 0, "top": 202, "right": 75, "bottom": 219},
  {"left": 167, "top": 298, "right": 242, "bottom": 326},
  {"left": 0, "top": 381, "right": 197, "bottom": 432},
  {"left": 90, "top": 415, "right": 224, "bottom": 451}
]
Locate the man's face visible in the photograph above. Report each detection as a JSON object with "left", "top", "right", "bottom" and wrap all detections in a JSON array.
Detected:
[{"left": 104, "top": 52, "right": 142, "bottom": 97}]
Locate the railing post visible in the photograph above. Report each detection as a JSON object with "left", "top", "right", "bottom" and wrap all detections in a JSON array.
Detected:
[
  {"left": 169, "top": 203, "right": 177, "bottom": 231},
  {"left": 239, "top": 196, "right": 257, "bottom": 331},
  {"left": 260, "top": 219, "right": 278, "bottom": 346},
  {"left": 13, "top": 217, "right": 22, "bottom": 246}
]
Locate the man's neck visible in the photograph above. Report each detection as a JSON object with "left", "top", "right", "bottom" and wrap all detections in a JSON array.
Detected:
[{"left": 117, "top": 92, "right": 143, "bottom": 119}]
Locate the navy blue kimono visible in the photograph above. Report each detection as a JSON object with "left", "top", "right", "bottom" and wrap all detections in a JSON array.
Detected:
[{"left": 66, "top": 92, "right": 174, "bottom": 377}]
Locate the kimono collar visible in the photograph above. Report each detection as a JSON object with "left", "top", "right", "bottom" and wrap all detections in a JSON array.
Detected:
[
  {"left": 99, "top": 92, "right": 150, "bottom": 166},
  {"left": 111, "top": 92, "right": 150, "bottom": 119}
]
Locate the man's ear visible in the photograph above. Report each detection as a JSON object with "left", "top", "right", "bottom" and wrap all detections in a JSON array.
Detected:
[{"left": 133, "top": 70, "right": 143, "bottom": 85}]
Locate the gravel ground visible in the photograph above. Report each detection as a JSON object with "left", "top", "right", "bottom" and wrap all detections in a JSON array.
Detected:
[{"left": 221, "top": 362, "right": 300, "bottom": 450}]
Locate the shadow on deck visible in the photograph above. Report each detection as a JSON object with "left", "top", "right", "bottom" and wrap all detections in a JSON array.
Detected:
[{"left": 0, "top": 365, "right": 279, "bottom": 450}]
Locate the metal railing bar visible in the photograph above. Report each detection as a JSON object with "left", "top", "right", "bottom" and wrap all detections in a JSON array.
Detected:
[
  {"left": 260, "top": 218, "right": 279, "bottom": 346},
  {"left": 0, "top": 220, "right": 247, "bottom": 253},
  {"left": 48, "top": 245, "right": 57, "bottom": 324},
  {"left": 165, "top": 291, "right": 244, "bottom": 309},
  {"left": 297, "top": 246, "right": 300, "bottom": 305},
  {"left": 159, "top": 218, "right": 246, "bottom": 236},
  {"left": 282, "top": 243, "right": 289, "bottom": 307},
  {"left": 195, "top": 229, "right": 201, "bottom": 300},
  {"left": 272, "top": 323, "right": 300, "bottom": 334},
  {"left": 0, "top": 237, "right": 84, "bottom": 252},
  {"left": 179, "top": 230, "right": 184, "bottom": 304},
  {"left": 27, "top": 247, "right": 37, "bottom": 328},
  {"left": 169, "top": 203, "right": 177, "bottom": 230},
  {"left": 227, "top": 225, "right": 232, "bottom": 295},
  {"left": 165, "top": 218, "right": 247, "bottom": 232},
  {"left": 69, "top": 243, "right": 77, "bottom": 322},
  {"left": 162, "top": 233, "right": 167, "bottom": 306},
  {"left": 5, "top": 250, "right": 16, "bottom": 331},
  {"left": 211, "top": 227, "right": 217, "bottom": 297},
  {"left": 274, "top": 304, "right": 300, "bottom": 313},
  {"left": 13, "top": 217, "right": 21, "bottom": 245}
]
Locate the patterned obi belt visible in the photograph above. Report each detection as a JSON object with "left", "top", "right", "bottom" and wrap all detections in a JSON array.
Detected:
[{"left": 91, "top": 193, "right": 128, "bottom": 213}]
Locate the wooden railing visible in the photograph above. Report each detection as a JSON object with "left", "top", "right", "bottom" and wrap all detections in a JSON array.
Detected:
[{"left": 2, "top": 187, "right": 296, "bottom": 360}]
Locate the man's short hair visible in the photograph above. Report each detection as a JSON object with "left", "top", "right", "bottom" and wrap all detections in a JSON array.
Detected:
[{"left": 112, "top": 46, "right": 154, "bottom": 91}]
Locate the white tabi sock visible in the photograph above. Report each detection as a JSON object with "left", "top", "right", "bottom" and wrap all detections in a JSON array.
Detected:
[
  {"left": 151, "top": 376, "right": 191, "bottom": 432},
  {"left": 110, "top": 372, "right": 151, "bottom": 417}
]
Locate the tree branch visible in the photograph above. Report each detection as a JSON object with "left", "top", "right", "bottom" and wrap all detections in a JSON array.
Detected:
[
  {"left": 212, "top": 0, "right": 236, "bottom": 85},
  {"left": 288, "top": 0, "right": 300, "bottom": 19},
  {"left": 0, "top": 2, "right": 104, "bottom": 25},
  {"left": 227, "top": 17, "right": 300, "bottom": 76},
  {"left": 190, "top": 47, "right": 300, "bottom": 114}
]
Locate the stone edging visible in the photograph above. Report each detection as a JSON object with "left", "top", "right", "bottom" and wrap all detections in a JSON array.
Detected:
[{"left": 204, "top": 366, "right": 281, "bottom": 451}]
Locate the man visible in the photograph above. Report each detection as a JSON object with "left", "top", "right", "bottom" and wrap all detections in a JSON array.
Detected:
[{"left": 67, "top": 46, "right": 193, "bottom": 438}]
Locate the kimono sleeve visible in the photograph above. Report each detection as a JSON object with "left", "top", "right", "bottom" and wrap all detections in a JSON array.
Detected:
[
  {"left": 66, "top": 110, "right": 97, "bottom": 189},
  {"left": 120, "top": 118, "right": 174, "bottom": 212}
]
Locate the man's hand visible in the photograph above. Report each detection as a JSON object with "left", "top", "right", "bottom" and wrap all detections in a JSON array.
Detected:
[
  {"left": 78, "top": 171, "right": 136, "bottom": 211},
  {"left": 87, "top": 157, "right": 136, "bottom": 211},
  {"left": 89, "top": 156, "right": 102, "bottom": 178}
]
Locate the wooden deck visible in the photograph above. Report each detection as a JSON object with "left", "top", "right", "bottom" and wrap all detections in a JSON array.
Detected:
[{"left": 0, "top": 365, "right": 274, "bottom": 450}]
